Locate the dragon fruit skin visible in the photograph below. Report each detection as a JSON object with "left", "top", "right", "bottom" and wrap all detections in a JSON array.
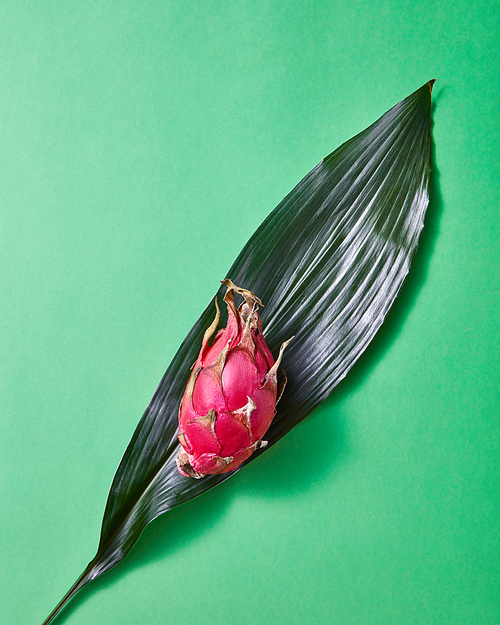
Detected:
[{"left": 176, "top": 279, "right": 291, "bottom": 478}]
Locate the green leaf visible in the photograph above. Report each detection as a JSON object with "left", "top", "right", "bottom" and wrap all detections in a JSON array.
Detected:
[{"left": 42, "top": 81, "right": 434, "bottom": 624}]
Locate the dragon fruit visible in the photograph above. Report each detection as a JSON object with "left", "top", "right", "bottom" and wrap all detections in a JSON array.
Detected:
[{"left": 176, "top": 279, "right": 292, "bottom": 478}]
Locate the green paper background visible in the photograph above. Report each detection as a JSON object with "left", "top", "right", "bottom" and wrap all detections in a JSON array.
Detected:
[{"left": 1, "top": 1, "right": 498, "bottom": 624}]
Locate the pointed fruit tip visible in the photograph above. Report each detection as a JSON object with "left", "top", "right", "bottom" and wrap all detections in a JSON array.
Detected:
[
  {"left": 220, "top": 278, "right": 264, "bottom": 308},
  {"left": 427, "top": 79, "right": 436, "bottom": 93}
]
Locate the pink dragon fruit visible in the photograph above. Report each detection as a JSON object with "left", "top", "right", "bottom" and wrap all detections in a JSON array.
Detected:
[{"left": 176, "top": 279, "right": 292, "bottom": 478}]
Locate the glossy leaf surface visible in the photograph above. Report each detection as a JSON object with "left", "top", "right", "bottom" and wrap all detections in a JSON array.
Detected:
[{"left": 43, "top": 81, "right": 434, "bottom": 624}]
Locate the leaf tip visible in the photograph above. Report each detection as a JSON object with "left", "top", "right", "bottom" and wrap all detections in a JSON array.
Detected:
[{"left": 427, "top": 79, "right": 436, "bottom": 93}]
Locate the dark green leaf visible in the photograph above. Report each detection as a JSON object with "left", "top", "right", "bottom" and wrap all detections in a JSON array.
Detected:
[{"left": 43, "top": 81, "right": 434, "bottom": 624}]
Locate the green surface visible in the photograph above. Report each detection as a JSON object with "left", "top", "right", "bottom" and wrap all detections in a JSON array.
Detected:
[{"left": 0, "top": 2, "right": 498, "bottom": 624}]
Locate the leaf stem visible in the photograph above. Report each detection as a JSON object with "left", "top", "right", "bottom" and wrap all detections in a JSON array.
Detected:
[{"left": 41, "top": 567, "right": 90, "bottom": 625}]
